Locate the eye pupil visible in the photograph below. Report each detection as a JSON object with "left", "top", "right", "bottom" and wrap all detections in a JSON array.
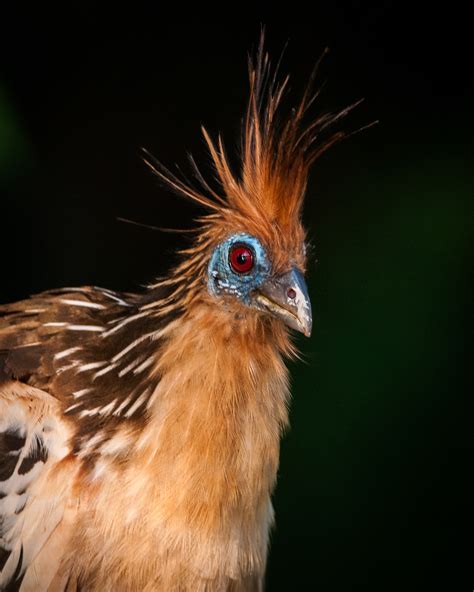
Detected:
[{"left": 229, "top": 244, "right": 254, "bottom": 273}]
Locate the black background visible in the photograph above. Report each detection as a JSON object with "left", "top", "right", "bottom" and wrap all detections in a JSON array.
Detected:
[{"left": 1, "top": 8, "right": 472, "bottom": 591}]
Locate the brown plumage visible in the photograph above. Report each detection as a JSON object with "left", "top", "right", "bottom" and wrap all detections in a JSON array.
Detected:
[{"left": 0, "top": 36, "right": 354, "bottom": 591}]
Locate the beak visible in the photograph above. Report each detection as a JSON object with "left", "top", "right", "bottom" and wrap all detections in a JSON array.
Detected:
[{"left": 254, "top": 267, "right": 312, "bottom": 337}]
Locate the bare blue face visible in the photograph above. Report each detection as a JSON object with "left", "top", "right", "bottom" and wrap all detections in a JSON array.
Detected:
[
  {"left": 207, "top": 232, "right": 271, "bottom": 305},
  {"left": 207, "top": 232, "right": 313, "bottom": 336}
]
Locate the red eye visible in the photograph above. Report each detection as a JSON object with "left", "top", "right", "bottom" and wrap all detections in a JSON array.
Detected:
[{"left": 229, "top": 245, "right": 254, "bottom": 274}]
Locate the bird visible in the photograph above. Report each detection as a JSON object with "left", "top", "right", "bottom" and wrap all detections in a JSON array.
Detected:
[{"left": 0, "top": 36, "right": 356, "bottom": 591}]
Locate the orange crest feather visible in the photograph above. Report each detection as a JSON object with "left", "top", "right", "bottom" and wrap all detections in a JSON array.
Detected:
[{"left": 143, "top": 34, "right": 361, "bottom": 271}]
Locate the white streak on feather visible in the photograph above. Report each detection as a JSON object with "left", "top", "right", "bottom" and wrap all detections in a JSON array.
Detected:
[
  {"left": 95, "top": 288, "right": 131, "bottom": 306},
  {"left": 44, "top": 322, "right": 67, "bottom": 327},
  {"left": 66, "top": 324, "right": 104, "bottom": 332},
  {"left": 124, "top": 389, "right": 150, "bottom": 418},
  {"left": 140, "top": 299, "right": 181, "bottom": 312},
  {"left": 111, "top": 331, "right": 157, "bottom": 362},
  {"left": 100, "top": 433, "right": 132, "bottom": 456},
  {"left": 101, "top": 311, "right": 149, "bottom": 337},
  {"left": 57, "top": 361, "right": 79, "bottom": 374},
  {"left": 54, "top": 346, "right": 82, "bottom": 360},
  {"left": 133, "top": 355, "right": 155, "bottom": 375},
  {"left": 78, "top": 407, "right": 102, "bottom": 418},
  {"left": 97, "top": 400, "right": 117, "bottom": 416},
  {"left": 64, "top": 402, "right": 82, "bottom": 413},
  {"left": 59, "top": 299, "right": 105, "bottom": 310},
  {"left": 118, "top": 355, "right": 146, "bottom": 377},
  {"left": 89, "top": 459, "right": 109, "bottom": 481},
  {"left": 72, "top": 388, "right": 92, "bottom": 399},
  {"left": 11, "top": 341, "right": 41, "bottom": 349},
  {"left": 93, "top": 363, "right": 118, "bottom": 379},
  {"left": 113, "top": 395, "right": 132, "bottom": 416},
  {"left": 76, "top": 361, "right": 108, "bottom": 373},
  {"left": 77, "top": 433, "right": 105, "bottom": 457}
]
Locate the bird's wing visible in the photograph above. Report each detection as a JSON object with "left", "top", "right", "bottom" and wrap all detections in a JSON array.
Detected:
[
  {"left": 0, "top": 290, "right": 106, "bottom": 590},
  {"left": 0, "top": 379, "right": 76, "bottom": 591},
  {"left": 0, "top": 287, "right": 131, "bottom": 390},
  {"left": 0, "top": 285, "right": 167, "bottom": 589},
  {"left": 1, "top": 287, "right": 168, "bottom": 452}
]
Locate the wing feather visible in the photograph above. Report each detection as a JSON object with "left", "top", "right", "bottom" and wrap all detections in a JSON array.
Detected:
[{"left": 0, "top": 381, "right": 75, "bottom": 591}]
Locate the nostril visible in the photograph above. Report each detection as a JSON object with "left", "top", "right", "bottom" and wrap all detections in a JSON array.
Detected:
[{"left": 287, "top": 288, "right": 297, "bottom": 300}]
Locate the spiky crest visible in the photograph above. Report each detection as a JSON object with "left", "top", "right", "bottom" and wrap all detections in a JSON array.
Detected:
[{"left": 143, "top": 33, "right": 359, "bottom": 265}]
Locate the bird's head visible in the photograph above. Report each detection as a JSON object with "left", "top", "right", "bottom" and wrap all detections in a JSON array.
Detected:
[
  {"left": 144, "top": 36, "right": 358, "bottom": 341},
  {"left": 207, "top": 227, "right": 311, "bottom": 336}
]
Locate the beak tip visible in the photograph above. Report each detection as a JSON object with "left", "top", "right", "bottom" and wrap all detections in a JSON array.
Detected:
[
  {"left": 255, "top": 266, "right": 313, "bottom": 338},
  {"left": 300, "top": 320, "right": 312, "bottom": 338}
]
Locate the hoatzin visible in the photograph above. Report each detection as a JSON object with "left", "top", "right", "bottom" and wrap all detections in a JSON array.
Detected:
[{"left": 0, "top": 37, "right": 356, "bottom": 591}]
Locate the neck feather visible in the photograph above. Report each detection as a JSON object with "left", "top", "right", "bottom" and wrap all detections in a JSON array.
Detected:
[
  {"left": 133, "top": 302, "right": 290, "bottom": 573},
  {"left": 77, "top": 296, "right": 293, "bottom": 584},
  {"left": 139, "top": 300, "right": 290, "bottom": 509}
]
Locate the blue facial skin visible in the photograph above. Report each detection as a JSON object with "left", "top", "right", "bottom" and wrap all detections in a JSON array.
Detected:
[{"left": 207, "top": 233, "right": 271, "bottom": 305}]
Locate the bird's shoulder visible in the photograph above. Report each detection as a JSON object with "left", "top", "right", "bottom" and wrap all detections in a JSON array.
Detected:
[
  {"left": 0, "top": 284, "right": 177, "bottom": 465},
  {"left": 0, "top": 286, "right": 136, "bottom": 388}
]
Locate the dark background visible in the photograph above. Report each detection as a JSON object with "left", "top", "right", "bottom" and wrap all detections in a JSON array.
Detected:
[{"left": 1, "top": 8, "right": 472, "bottom": 591}]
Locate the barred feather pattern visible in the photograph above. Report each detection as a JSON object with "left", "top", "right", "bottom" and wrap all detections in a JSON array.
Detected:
[{"left": 0, "top": 286, "right": 178, "bottom": 447}]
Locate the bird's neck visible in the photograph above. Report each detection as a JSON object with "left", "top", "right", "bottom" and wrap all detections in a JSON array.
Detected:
[{"left": 130, "top": 300, "right": 291, "bottom": 578}]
